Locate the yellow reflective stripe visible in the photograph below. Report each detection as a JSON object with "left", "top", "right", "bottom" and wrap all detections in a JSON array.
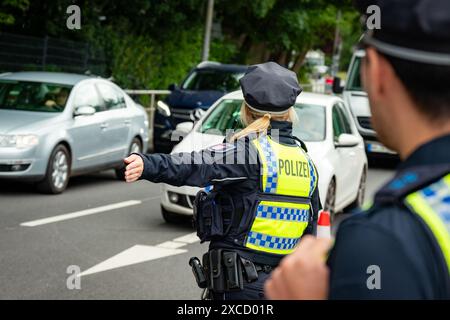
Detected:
[
  {"left": 260, "top": 200, "right": 309, "bottom": 210},
  {"left": 405, "top": 190, "right": 450, "bottom": 273},
  {"left": 249, "top": 217, "right": 308, "bottom": 239}
]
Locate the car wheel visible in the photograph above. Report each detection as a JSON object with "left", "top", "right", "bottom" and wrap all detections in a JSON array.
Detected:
[
  {"left": 161, "top": 206, "right": 187, "bottom": 224},
  {"left": 116, "top": 137, "right": 142, "bottom": 180},
  {"left": 324, "top": 178, "right": 336, "bottom": 221},
  {"left": 346, "top": 167, "right": 367, "bottom": 211},
  {"left": 36, "top": 144, "right": 70, "bottom": 194}
]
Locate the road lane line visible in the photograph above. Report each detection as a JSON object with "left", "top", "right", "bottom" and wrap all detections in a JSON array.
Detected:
[{"left": 20, "top": 200, "right": 142, "bottom": 227}]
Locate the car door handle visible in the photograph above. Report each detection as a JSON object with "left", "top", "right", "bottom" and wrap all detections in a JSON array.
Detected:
[
  {"left": 124, "top": 119, "right": 131, "bottom": 125},
  {"left": 349, "top": 151, "right": 356, "bottom": 156},
  {"left": 100, "top": 123, "right": 109, "bottom": 129}
]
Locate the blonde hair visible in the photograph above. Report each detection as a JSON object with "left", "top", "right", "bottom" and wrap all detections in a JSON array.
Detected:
[{"left": 231, "top": 102, "right": 297, "bottom": 141}]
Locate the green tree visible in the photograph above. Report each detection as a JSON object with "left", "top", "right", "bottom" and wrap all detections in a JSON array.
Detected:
[
  {"left": 214, "top": 0, "right": 357, "bottom": 72},
  {"left": 1, "top": 0, "right": 360, "bottom": 88},
  {"left": 0, "top": 0, "right": 29, "bottom": 25}
]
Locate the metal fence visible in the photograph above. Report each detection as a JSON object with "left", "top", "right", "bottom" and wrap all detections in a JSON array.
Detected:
[{"left": 0, "top": 32, "right": 107, "bottom": 75}]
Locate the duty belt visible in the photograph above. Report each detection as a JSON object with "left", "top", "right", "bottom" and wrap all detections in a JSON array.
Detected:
[{"left": 189, "top": 250, "right": 274, "bottom": 293}]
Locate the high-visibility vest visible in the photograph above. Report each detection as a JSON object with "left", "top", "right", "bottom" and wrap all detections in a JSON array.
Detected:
[
  {"left": 244, "top": 135, "right": 317, "bottom": 255},
  {"left": 404, "top": 173, "right": 450, "bottom": 273}
]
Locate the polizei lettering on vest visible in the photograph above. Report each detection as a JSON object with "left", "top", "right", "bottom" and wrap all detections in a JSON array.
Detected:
[{"left": 278, "top": 159, "right": 309, "bottom": 177}]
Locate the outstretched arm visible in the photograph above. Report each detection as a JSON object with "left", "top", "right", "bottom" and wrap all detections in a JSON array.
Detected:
[{"left": 124, "top": 141, "right": 258, "bottom": 187}]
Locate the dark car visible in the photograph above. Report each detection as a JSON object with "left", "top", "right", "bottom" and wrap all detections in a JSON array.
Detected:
[{"left": 154, "top": 61, "right": 247, "bottom": 153}]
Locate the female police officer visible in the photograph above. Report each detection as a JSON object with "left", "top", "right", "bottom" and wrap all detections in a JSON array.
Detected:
[{"left": 124, "top": 62, "right": 321, "bottom": 300}]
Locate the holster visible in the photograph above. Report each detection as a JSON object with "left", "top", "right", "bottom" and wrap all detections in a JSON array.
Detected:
[{"left": 201, "top": 249, "right": 245, "bottom": 293}]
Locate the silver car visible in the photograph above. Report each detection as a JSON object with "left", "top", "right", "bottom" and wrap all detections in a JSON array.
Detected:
[{"left": 0, "top": 72, "right": 149, "bottom": 193}]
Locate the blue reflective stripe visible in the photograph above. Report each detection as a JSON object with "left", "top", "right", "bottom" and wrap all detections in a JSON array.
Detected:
[
  {"left": 305, "top": 154, "right": 316, "bottom": 197},
  {"left": 256, "top": 204, "right": 309, "bottom": 222},
  {"left": 419, "top": 179, "right": 450, "bottom": 229},
  {"left": 247, "top": 231, "right": 300, "bottom": 250},
  {"left": 259, "top": 136, "right": 278, "bottom": 193}
]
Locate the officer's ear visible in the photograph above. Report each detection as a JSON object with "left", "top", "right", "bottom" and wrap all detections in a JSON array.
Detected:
[{"left": 363, "top": 47, "right": 388, "bottom": 103}]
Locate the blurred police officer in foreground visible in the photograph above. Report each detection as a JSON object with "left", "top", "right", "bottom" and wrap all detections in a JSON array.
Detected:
[
  {"left": 124, "top": 62, "right": 321, "bottom": 300},
  {"left": 265, "top": 0, "right": 450, "bottom": 300}
]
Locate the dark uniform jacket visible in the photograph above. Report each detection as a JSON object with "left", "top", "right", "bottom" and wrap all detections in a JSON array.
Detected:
[
  {"left": 138, "top": 120, "right": 321, "bottom": 266},
  {"left": 328, "top": 134, "right": 450, "bottom": 299}
]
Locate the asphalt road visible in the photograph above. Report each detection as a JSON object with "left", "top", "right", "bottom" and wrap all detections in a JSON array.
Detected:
[{"left": 0, "top": 160, "right": 397, "bottom": 299}]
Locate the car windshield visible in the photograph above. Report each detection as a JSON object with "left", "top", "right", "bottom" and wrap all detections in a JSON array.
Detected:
[
  {"left": 199, "top": 99, "right": 326, "bottom": 142},
  {"left": 199, "top": 99, "right": 243, "bottom": 135},
  {"left": 293, "top": 103, "right": 326, "bottom": 141},
  {"left": 182, "top": 69, "right": 244, "bottom": 91},
  {"left": 0, "top": 80, "right": 72, "bottom": 113},
  {"left": 346, "top": 56, "right": 363, "bottom": 91}
]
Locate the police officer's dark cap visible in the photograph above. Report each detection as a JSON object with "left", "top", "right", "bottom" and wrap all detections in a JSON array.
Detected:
[
  {"left": 239, "top": 62, "right": 302, "bottom": 114},
  {"left": 356, "top": 0, "right": 450, "bottom": 66}
]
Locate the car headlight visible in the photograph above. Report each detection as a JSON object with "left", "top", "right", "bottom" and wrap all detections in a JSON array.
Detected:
[{"left": 0, "top": 134, "right": 39, "bottom": 148}]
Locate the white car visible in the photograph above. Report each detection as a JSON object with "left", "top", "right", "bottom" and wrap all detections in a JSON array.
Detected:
[
  {"left": 339, "top": 50, "right": 396, "bottom": 157},
  {"left": 159, "top": 91, "right": 368, "bottom": 223}
]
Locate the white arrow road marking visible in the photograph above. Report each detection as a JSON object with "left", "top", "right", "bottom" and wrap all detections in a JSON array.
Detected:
[
  {"left": 78, "top": 245, "right": 188, "bottom": 277},
  {"left": 156, "top": 241, "right": 188, "bottom": 249},
  {"left": 173, "top": 232, "right": 200, "bottom": 244},
  {"left": 79, "top": 232, "right": 199, "bottom": 277},
  {"left": 20, "top": 200, "right": 142, "bottom": 227}
]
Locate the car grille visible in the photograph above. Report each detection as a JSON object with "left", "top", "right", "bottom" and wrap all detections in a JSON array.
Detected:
[
  {"left": 171, "top": 108, "right": 193, "bottom": 121},
  {"left": 357, "top": 116, "right": 373, "bottom": 130},
  {"left": 178, "top": 194, "right": 193, "bottom": 208}
]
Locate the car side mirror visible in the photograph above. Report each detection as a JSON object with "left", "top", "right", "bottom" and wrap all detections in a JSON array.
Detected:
[
  {"left": 175, "top": 121, "right": 194, "bottom": 134},
  {"left": 335, "top": 133, "right": 359, "bottom": 148},
  {"left": 157, "top": 100, "right": 171, "bottom": 117},
  {"left": 168, "top": 83, "right": 178, "bottom": 91},
  {"left": 74, "top": 105, "right": 96, "bottom": 116},
  {"left": 171, "top": 121, "right": 194, "bottom": 143},
  {"left": 332, "top": 76, "right": 344, "bottom": 94}
]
